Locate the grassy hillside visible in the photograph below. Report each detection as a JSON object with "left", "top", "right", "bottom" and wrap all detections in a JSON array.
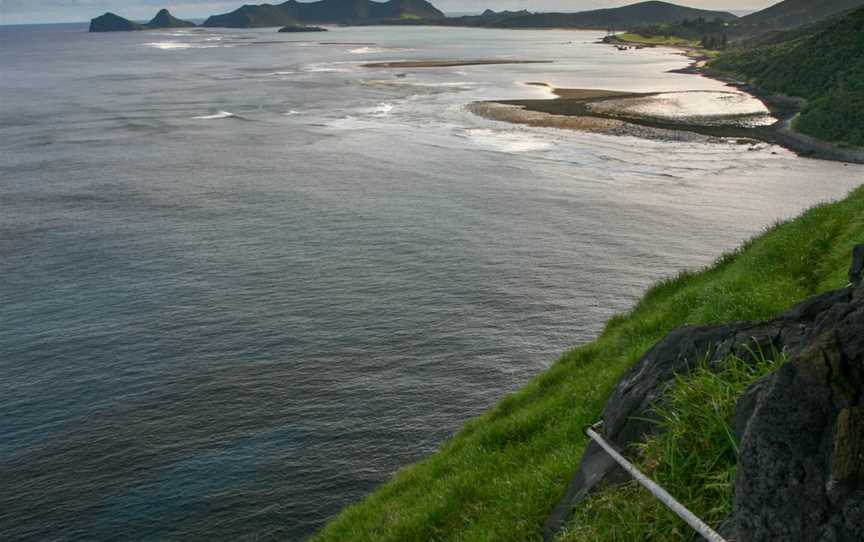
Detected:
[
  {"left": 627, "top": 0, "right": 864, "bottom": 50},
  {"left": 314, "top": 185, "right": 864, "bottom": 542},
  {"left": 710, "top": 7, "right": 864, "bottom": 147},
  {"left": 624, "top": 19, "right": 728, "bottom": 49},
  {"left": 616, "top": 32, "right": 700, "bottom": 47},
  {"left": 487, "top": 1, "right": 735, "bottom": 29},
  {"left": 732, "top": 0, "right": 864, "bottom": 39}
]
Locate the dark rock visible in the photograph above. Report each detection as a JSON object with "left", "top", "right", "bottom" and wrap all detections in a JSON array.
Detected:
[
  {"left": 834, "top": 407, "right": 864, "bottom": 483},
  {"left": 146, "top": 9, "right": 196, "bottom": 29},
  {"left": 278, "top": 25, "right": 328, "bottom": 32},
  {"left": 544, "top": 246, "right": 864, "bottom": 541},
  {"left": 729, "top": 283, "right": 864, "bottom": 541},
  {"left": 89, "top": 12, "right": 144, "bottom": 32},
  {"left": 850, "top": 244, "right": 864, "bottom": 285},
  {"left": 731, "top": 376, "right": 768, "bottom": 443}
]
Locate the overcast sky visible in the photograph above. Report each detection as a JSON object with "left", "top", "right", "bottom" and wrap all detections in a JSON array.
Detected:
[{"left": 1, "top": 0, "right": 780, "bottom": 25}]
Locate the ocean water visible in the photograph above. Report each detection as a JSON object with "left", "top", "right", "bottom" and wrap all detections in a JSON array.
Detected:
[{"left": 1, "top": 24, "right": 862, "bottom": 541}]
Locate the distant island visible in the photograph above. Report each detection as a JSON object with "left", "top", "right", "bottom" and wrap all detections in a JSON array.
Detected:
[
  {"left": 90, "top": 0, "right": 736, "bottom": 32},
  {"left": 148, "top": 8, "right": 196, "bottom": 29},
  {"left": 203, "top": 0, "right": 445, "bottom": 28},
  {"left": 89, "top": 9, "right": 196, "bottom": 32}
]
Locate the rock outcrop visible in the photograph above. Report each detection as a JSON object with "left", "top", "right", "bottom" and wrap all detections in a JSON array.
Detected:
[
  {"left": 146, "top": 9, "right": 196, "bottom": 28},
  {"left": 278, "top": 25, "right": 328, "bottom": 32},
  {"left": 729, "top": 278, "right": 864, "bottom": 540},
  {"left": 89, "top": 12, "right": 144, "bottom": 32},
  {"left": 546, "top": 246, "right": 864, "bottom": 542}
]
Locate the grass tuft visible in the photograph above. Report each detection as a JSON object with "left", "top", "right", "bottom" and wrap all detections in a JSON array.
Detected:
[{"left": 558, "top": 351, "right": 782, "bottom": 541}]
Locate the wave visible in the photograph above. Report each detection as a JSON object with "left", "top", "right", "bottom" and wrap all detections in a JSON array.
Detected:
[
  {"left": 145, "top": 41, "right": 237, "bottom": 51},
  {"left": 302, "top": 62, "right": 358, "bottom": 73},
  {"left": 264, "top": 71, "right": 300, "bottom": 77},
  {"left": 192, "top": 111, "right": 239, "bottom": 120},
  {"left": 350, "top": 46, "right": 387, "bottom": 54},
  {"left": 360, "top": 79, "right": 477, "bottom": 94},
  {"left": 367, "top": 103, "right": 394, "bottom": 116},
  {"left": 350, "top": 46, "right": 417, "bottom": 54},
  {"left": 325, "top": 115, "right": 363, "bottom": 130},
  {"left": 462, "top": 128, "right": 554, "bottom": 153},
  {"left": 146, "top": 42, "right": 193, "bottom": 50}
]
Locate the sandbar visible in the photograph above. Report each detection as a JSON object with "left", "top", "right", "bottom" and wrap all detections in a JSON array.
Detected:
[{"left": 363, "top": 59, "right": 552, "bottom": 68}]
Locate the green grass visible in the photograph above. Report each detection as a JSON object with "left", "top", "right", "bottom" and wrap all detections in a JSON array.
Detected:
[
  {"left": 313, "top": 185, "right": 864, "bottom": 542},
  {"left": 558, "top": 351, "right": 782, "bottom": 541},
  {"left": 617, "top": 32, "right": 700, "bottom": 47},
  {"left": 615, "top": 33, "right": 721, "bottom": 59}
]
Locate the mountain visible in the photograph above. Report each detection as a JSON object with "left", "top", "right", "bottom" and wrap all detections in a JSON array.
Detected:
[
  {"left": 203, "top": 0, "right": 445, "bottom": 28},
  {"left": 734, "top": 12, "right": 849, "bottom": 48},
  {"left": 146, "top": 8, "right": 196, "bottom": 28},
  {"left": 89, "top": 12, "right": 145, "bottom": 32},
  {"left": 477, "top": 1, "right": 736, "bottom": 29},
  {"left": 204, "top": 4, "right": 299, "bottom": 28},
  {"left": 732, "top": 0, "right": 864, "bottom": 38},
  {"left": 711, "top": 7, "right": 864, "bottom": 146},
  {"left": 443, "top": 9, "right": 532, "bottom": 27},
  {"left": 89, "top": 9, "right": 196, "bottom": 32}
]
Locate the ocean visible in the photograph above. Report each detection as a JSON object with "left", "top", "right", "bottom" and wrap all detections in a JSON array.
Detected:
[{"left": 1, "top": 23, "right": 861, "bottom": 541}]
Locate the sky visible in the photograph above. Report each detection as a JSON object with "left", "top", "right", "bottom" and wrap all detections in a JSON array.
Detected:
[{"left": 0, "top": 0, "right": 779, "bottom": 25}]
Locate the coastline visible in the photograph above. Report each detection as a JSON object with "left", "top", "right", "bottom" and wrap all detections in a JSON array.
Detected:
[
  {"left": 310, "top": 24, "right": 864, "bottom": 542},
  {"left": 469, "top": 36, "right": 864, "bottom": 164}
]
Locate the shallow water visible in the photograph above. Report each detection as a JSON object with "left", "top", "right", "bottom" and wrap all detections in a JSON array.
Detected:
[
  {"left": 1, "top": 24, "right": 862, "bottom": 541},
  {"left": 587, "top": 90, "right": 776, "bottom": 127}
]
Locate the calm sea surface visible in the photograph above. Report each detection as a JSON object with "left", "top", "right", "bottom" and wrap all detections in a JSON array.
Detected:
[{"left": 1, "top": 23, "right": 862, "bottom": 541}]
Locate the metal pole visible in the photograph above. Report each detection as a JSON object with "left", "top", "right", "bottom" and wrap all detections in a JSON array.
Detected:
[{"left": 584, "top": 423, "right": 728, "bottom": 542}]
